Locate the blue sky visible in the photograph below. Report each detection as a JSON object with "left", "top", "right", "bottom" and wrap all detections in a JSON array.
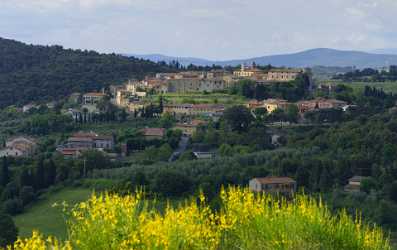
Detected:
[{"left": 1, "top": 0, "right": 396, "bottom": 60}]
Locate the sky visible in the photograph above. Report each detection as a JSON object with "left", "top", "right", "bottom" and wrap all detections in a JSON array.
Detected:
[{"left": 1, "top": 0, "right": 397, "bottom": 60}]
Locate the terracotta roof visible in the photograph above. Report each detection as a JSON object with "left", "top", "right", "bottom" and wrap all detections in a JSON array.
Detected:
[
  {"left": 263, "top": 99, "right": 289, "bottom": 105},
  {"left": 349, "top": 176, "right": 365, "bottom": 182},
  {"left": 69, "top": 132, "right": 113, "bottom": 141},
  {"left": 252, "top": 177, "right": 296, "bottom": 185},
  {"left": 142, "top": 128, "right": 165, "bottom": 137},
  {"left": 269, "top": 69, "right": 303, "bottom": 73},
  {"left": 165, "top": 104, "right": 194, "bottom": 108},
  {"left": 83, "top": 92, "right": 106, "bottom": 97}
]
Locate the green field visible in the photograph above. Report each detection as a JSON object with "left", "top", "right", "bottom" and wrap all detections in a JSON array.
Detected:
[
  {"left": 14, "top": 188, "right": 92, "bottom": 239},
  {"left": 328, "top": 81, "right": 397, "bottom": 94},
  {"left": 150, "top": 92, "right": 247, "bottom": 106}
]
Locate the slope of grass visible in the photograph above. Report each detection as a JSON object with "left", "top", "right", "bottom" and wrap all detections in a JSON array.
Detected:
[
  {"left": 150, "top": 92, "right": 247, "bottom": 106},
  {"left": 13, "top": 188, "right": 92, "bottom": 239}
]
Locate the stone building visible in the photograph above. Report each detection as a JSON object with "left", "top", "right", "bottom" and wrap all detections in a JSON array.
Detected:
[
  {"left": 249, "top": 177, "right": 297, "bottom": 195},
  {"left": 164, "top": 104, "right": 225, "bottom": 117},
  {"left": 267, "top": 69, "right": 303, "bottom": 82},
  {"left": 83, "top": 92, "right": 106, "bottom": 105},
  {"left": 296, "top": 98, "right": 347, "bottom": 113}
]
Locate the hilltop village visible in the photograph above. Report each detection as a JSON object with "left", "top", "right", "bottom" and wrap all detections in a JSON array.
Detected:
[
  {"left": 2, "top": 64, "right": 354, "bottom": 161},
  {"left": 1, "top": 44, "right": 397, "bottom": 247}
]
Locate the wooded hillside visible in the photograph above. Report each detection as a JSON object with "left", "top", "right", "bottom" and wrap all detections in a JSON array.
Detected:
[{"left": 0, "top": 37, "right": 174, "bottom": 108}]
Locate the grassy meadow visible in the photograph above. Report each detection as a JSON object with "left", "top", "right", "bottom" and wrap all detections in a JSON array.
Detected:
[
  {"left": 149, "top": 92, "right": 247, "bottom": 106},
  {"left": 13, "top": 187, "right": 92, "bottom": 239}
]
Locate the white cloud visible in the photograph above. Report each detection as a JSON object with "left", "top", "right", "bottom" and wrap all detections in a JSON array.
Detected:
[{"left": 1, "top": 0, "right": 397, "bottom": 59}]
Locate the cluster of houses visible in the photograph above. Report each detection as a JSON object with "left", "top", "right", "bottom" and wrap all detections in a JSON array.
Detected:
[
  {"left": 142, "top": 65, "right": 303, "bottom": 94},
  {"left": 60, "top": 65, "right": 305, "bottom": 118},
  {"left": 56, "top": 132, "right": 114, "bottom": 159},
  {"left": 247, "top": 98, "right": 349, "bottom": 114}
]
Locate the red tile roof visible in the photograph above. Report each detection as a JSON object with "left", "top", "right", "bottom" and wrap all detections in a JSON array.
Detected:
[
  {"left": 253, "top": 177, "right": 296, "bottom": 185},
  {"left": 83, "top": 92, "right": 106, "bottom": 97}
]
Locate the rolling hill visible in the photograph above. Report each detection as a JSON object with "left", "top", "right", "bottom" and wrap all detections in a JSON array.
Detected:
[
  {"left": 130, "top": 48, "right": 397, "bottom": 68},
  {"left": 0, "top": 37, "right": 175, "bottom": 108}
]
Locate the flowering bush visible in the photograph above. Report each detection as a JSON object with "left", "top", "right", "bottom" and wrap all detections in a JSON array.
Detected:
[{"left": 9, "top": 187, "right": 391, "bottom": 250}]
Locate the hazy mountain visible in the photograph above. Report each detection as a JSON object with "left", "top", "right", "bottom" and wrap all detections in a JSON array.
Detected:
[
  {"left": 130, "top": 48, "right": 397, "bottom": 68},
  {"left": 125, "top": 54, "right": 214, "bottom": 66},
  {"left": 370, "top": 48, "right": 397, "bottom": 55}
]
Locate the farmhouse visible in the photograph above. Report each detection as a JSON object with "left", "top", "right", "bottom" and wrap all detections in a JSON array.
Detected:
[
  {"left": 297, "top": 98, "right": 347, "bottom": 113},
  {"left": 249, "top": 177, "right": 297, "bottom": 195},
  {"left": 83, "top": 92, "right": 106, "bottom": 105},
  {"left": 57, "top": 132, "right": 114, "bottom": 158},
  {"left": 344, "top": 176, "right": 365, "bottom": 193}
]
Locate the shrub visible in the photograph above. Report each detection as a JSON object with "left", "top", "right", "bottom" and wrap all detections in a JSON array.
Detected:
[
  {"left": 19, "top": 186, "right": 35, "bottom": 206},
  {"left": 0, "top": 213, "right": 18, "bottom": 247},
  {"left": 2, "top": 198, "right": 23, "bottom": 215},
  {"left": 9, "top": 188, "right": 391, "bottom": 250}
]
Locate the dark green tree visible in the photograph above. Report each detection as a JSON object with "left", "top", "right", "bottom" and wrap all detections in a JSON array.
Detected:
[
  {"left": 47, "top": 159, "right": 57, "bottom": 186},
  {"left": 35, "top": 158, "right": 45, "bottom": 190},
  {"left": 0, "top": 213, "right": 18, "bottom": 247},
  {"left": 223, "top": 106, "right": 254, "bottom": 133},
  {"left": 0, "top": 157, "right": 9, "bottom": 187},
  {"left": 153, "top": 169, "right": 193, "bottom": 197}
]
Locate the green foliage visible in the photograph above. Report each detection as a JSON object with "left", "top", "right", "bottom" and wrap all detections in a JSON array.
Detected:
[
  {"left": 223, "top": 105, "right": 254, "bottom": 132},
  {"left": 0, "top": 213, "right": 18, "bottom": 247},
  {"left": 178, "top": 150, "right": 195, "bottom": 161},
  {"left": 153, "top": 169, "right": 193, "bottom": 196},
  {"left": 3, "top": 199, "right": 23, "bottom": 215},
  {"left": 19, "top": 186, "right": 35, "bottom": 207},
  {"left": 14, "top": 189, "right": 392, "bottom": 250},
  {"left": 80, "top": 150, "right": 111, "bottom": 173},
  {"left": 230, "top": 73, "right": 311, "bottom": 101},
  {"left": 389, "top": 181, "right": 397, "bottom": 203},
  {"left": 0, "top": 37, "right": 176, "bottom": 108},
  {"left": 159, "top": 112, "right": 176, "bottom": 129},
  {"left": 361, "top": 177, "right": 379, "bottom": 194},
  {"left": 0, "top": 157, "right": 10, "bottom": 187},
  {"left": 22, "top": 113, "right": 74, "bottom": 135}
]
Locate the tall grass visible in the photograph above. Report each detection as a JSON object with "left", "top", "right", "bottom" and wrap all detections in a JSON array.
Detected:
[{"left": 9, "top": 187, "right": 391, "bottom": 250}]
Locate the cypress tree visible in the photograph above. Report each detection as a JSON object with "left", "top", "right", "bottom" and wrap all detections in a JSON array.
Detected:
[
  {"left": 0, "top": 156, "right": 9, "bottom": 187},
  {"left": 35, "top": 158, "right": 45, "bottom": 190},
  {"left": 20, "top": 167, "right": 33, "bottom": 188},
  {"left": 47, "top": 159, "right": 57, "bottom": 186}
]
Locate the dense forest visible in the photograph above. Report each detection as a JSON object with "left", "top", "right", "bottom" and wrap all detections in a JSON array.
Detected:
[{"left": 0, "top": 37, "right": 176, "bottom": 108}]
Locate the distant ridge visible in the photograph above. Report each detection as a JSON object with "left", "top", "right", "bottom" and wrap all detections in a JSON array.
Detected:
[
  {"left": 125, "top": 54, "right": 214, "bottom": 67},
  {"left": 128, "top": 48, "right": 397, "bottom": 68}
]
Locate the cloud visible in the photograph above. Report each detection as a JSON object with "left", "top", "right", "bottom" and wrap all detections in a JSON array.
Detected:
[{"left": 1, "top": 0, "right": 397, "bottom": 59}]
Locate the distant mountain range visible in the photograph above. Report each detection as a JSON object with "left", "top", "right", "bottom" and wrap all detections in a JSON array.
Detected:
[{"left": 128, "top": 48, "right": 397, "bottom": 68}]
